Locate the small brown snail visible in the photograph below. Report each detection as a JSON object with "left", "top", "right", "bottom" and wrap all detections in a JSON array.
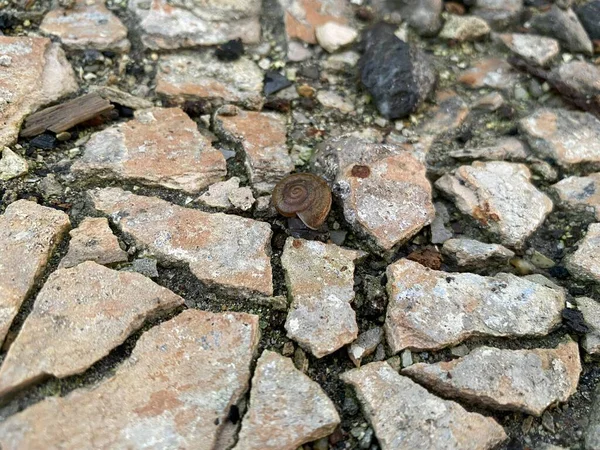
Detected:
[{"left": 272, "top": 173, "right": 332, "bottom": 230}]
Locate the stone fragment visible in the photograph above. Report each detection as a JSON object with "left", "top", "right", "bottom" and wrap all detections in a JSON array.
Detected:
[
  {"left": 234, "top": 350, "right": 340, "bottom": 450},
  {"left": 89, "top": 187, "right": 273, "bottom": 296},
  {"left": 377, "top": 0, "right": 443, "bottom": 36},
  {"left": 341, "top": 362, "right": 507, "bottom": 450},
  {"left": 228, "top": 186, "right": 255, "bottom": 211},
  {"left": 0, "top": 310, "right": 260, "bottom": 449},
  {"left": 565, "top": 223, "right": 600, "bottom": 283},
  {"left": 312, "top": 136, "right": 435, "bottom": 251},
  {"left": 316, "top": 90, "right": 355, "bottom": 113},
  {"left": 576, "top": 0, "right": 600, "bottom": 40},
  {"left": 435, "top": 161, "right": 553, "bottom": 248},
  {"left": 403, "top": 340, "right": 581, "bottom": 416},
  {"left": 0, "top": 200, "right": 70, "bottom": 345},
  {"left": 72, "top": 108, "right": 226, "bottom": 194},
  {"left": 0, "top": 147, "right": 28, "bottom": 181},
  {"left": 127, "top": 257, "right": 159, "bottom": 278},
  {"left": 0, "top": 261, "right": 184, "bottom": 398},
  {"left": 156, "top": 52, "right": 263, "bottom": 110},
  {"left": 348, "top": 327, "right": 384, "bottom": 367},
  {"left": 552, "top": 173, "right": 600, "bottom": 220},
  {"left": 449, "top": 137, "right": 529, "bottom": 161},
  {"left": 418, "top": 90, "right": 469, "bottom": 136},
  {"left": 282, "top": 238, "right": 364, "bottom": 358},
  {"left": 384, "top": 259, "right": 565, "bottom": 352},
  {"left": 472, "top": 0, "right": 523, "bottom": 28},
  {"left": 59, "top": 217, "right": 128, "bottom": 269},
  {"left": 458, "top": 58, "right": 519, "bottom": 90},
  {"left": 128, "top": 0, "right": 261, "bottom": 49},
  {"left": 430, "top": 202, "right": 453, "bottom": 244},
  {"left": 442, "top": 238, "right": 514, "bottom": 271},
  {"left": 439, "top": 15, "right": 491, "bottom": 41},
  {"left": 497, "top": 33, "right": 559, "bottom": 66},
  {"left": 0, "top": 37, "right": 78, "bottom": 148},
  {"left": 519, "top": 108, "right": 600, "bottom": 170},
  {"left": 359, "top": 24, "right": 436, "bottom": 119},
  {"left": 197, "top": 177, "right": 241, "bottom": 209},
  {"left": 530, "top": 6, "right": 592, "bottom": 55},
  {"left": 473, "top": 92, "right": 505, "bottom": 111},
  {"left": 215, "top": 110, "right": 293, "bottom": 194},
  {"left": 40, "top": 0, "right": 130, "bottom": 52},
  {"left": 315, "top": 22, "right": 357, "bottom": 53},
  {"left": 550, "top": 61, "right": 600, "bottom": 99},
  {"left": 574, "top": 297, "right": 600, "bottom": 355},
  {"left": 279, "top": 0, "right": 352, "bottom": 44}
]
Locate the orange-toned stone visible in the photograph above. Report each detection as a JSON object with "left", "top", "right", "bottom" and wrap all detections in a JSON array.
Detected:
[
  {"left": 281, "top": 0, "right": 351, "bottom": 44},
  {"left": 458, "top": 58, "right": 519, "bottom": 90}
]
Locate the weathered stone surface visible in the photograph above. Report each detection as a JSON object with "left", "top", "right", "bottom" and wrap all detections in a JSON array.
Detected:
[
  {"left": 341, "top": 362, "right": 507, "bottom": 450},
  {"left": 129, "top": 0, "right": 261, "bottom": 49},
  {"left": 530, "top": 5, "right": 592, "bottom": 55},
  {"left": 0, "top": 36, "right": 77, "bottom": 148},
  {"left": 89, "top": 187, "right": 273, "bottom": 296},
  {"left": 312, "top": 136, "right": 435, "bottom": 251},
  {"left": 442, "top": 238, "right": 514, "bottom": 271},
  {"left": 418, "top": 90, "right": 469, "bottom": 136},
  {"left": 279, "top": 0, "right": 351, "bottom": 44},
  {"left": 520, "top": 109, "right": 600, "bottom": 170},
  {"left": 379, "top": 0, "right": 443, "bottom": 36},
  {"left": 458, "top": 58, "right": 519, "bottom": 90},
  {"left": 348, "top": 327, "right": 384, "bottom": 367},
  {"left": 550, "top": 61, "right": 600, "bottom": 99},
  {"left": 156, "top": 52, "right": 263, "bottom": 110},
  {"left": 0, "top": 310, "right": 260, "bottom": 449},
  {"left": 430, "top": 201, "right": 453, "bottom": 244},
  {"left": 0, "top": 261, "right": 184, "bottom": 398},
  {"left": 215, "top": 110, "right": 293, "bottom": 194},
  {"left": 439, "top": 15, "right": 491, "bottom": 41},
  {"left": 497, "top": 33, "right": 559, "bottom": 66},
  {"left": 575, "top": 297, "right": 600, "bottom": 355},
  {"left": 282, "top": 238, "right": 363, "bottom": 358},
  {"left": 228, "top": 186, "right": 255, "bottom": 211},
  {"left": 403, "top": 340, "right": 581, "bottom": 416},
  {"left": 0, "top": 147, "right": 28, "bottom": 181},
  {"left": 565, "top": 223, "right": 600, "bottom": 283},
  {"left": 449, "top": 137, "right": 529, "bottom": 162},
  {"left": 576, "top": 0, "right": 600, "bottom": 40},
  {"left": 59, "top": 217, "right": 128, "bottom": 269},
  {"left": 197, "top": 177, "right": 242, "bottom": 209},
  {"left": 385, "top": 259, "right": 565, "bottom": 352},
  {"left": 315, "top": 22, "right": 357, "bottom": 53},
  {"left": 435, "top": 161, "right": 553, "bottom": 248},
  {"left": 234, "top": 350, "right": 340, "bottom": 450},
  {"left": 0, "top": 200, "right": 70, "bottom": 345},
  {"left": 316, "top": 90, "right": 355, "bottom": 114},
  {"left": 40, "top": 0, "right": 130, "bottom": 52},
  {"left": 472, "top": 0, "right": 523, "bottom": 28},
  {"left": 552, "top": 173, "right": 600, "bottom": 220},
  {"left": 586, "top": 379, "right": 600, "bottom": 450},
  {"left": 72, "top": 108, "right": 226, "bottom": 194}
]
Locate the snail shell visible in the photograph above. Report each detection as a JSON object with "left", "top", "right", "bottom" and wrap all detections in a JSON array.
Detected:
[{"left": 272, "top": 173, "right": 332, "bottom": 230}]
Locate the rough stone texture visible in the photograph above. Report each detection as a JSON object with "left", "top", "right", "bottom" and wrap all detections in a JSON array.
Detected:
[
  {"left": 576, "top": 0, "right": 600, "bottom": 40},
  {"left": 439, "top": 15, "right": 491, "bottom": 41},
  {"left": 0, "top": 36, "right": 78, "bottom": 148},
  {"left": 403, "top": 340, "right": 581, "bottom": 416},
  {"left": 442, "top": 238, "right": 515, "bottom": 271},
  {"left": 234, "top": 350, "right": 340, "bottom": 449},
  {"left": 565, "top": 223, "right": 600, "bottom": 283},
  {"left": 228, "top": 186, "right": 255, "bottom": 211},
  {"left": 552, "top": 173, "right": 600, "bottom": 220},
  {"left": 316, "top": 90, "right": 355, "bottom": 114},
  {"left": 586, "top": 379, "right": 600, "bottom": 450},
  {"left": 0, "top": 309, "right": 260, "bottom": 449},
  {"left": 197, "top": 177, "right": 242, "bottom": 209},
  {"left": 0, "top": 147, "right": 28, "bottom": 181},
  {"left": 472, "top": 0, "right": 523, "bottom": 28},
  {"left": 156, "top": 52, "right": 263, "bottom": 110},
  {"left": 282, "top": 238, "right": 364, "bottom": 358},
  {"left": 435, "top": 161, "right": 553, "bottom": 248},
  {"left": 215, "top": 110, "right": 293, "bottom": 194},
  {"left": 40, "top": 0, "right": 130, "bottom": 52},
  {"left": 384, "top": 0, "right": 443, "bottom": 36},
  {"left": 89, "top": 187, "right": 273, "bottom": 296},
  {"left": 520, "top": 109, "right": 600, "bottom": 171},
  {"left": 0, "top": 261, "right": 184, "bottom": 398},
  {"left": 128, "top": 0, "right": 261, "bottom": 49},
  {"left": 418, "top": 89, "right": 469, "bottom": 137},
  {"left": 575, "top": 297, "right": 600, "bottom": 355},
  {"left": 341, "top": 362, "right": 507, "bottom": 450},
  {"left": 58, "top": 217, "right": 128, "bottom": 269},
  {"left": 550, "top": 61, "right": 600, "bottom": 99},
  {"left": 315, "top": 22, "right": 357, "bottom": 53},
  {"left": 430, "top": 201, "right": 453, "bottom": 244},
  {"left": 348, "top": 327, "right": 384, "bottom": 367},
  {"left": 497, "top": 33, "right": 559, "bottom": 66},
  {"left": 312, "top": 136, "right": 435, "bottom": 252},
  {"left": 458, "top": 58, "right": 519, "bottom": 90},
  {"left": 279, "top": 0, "right": 352, "bottom": 44},
  {"left": 90, "top": 86, "right": 153, "bottom": 110},
  {"left": 0, "top": 200, "right": 70, "bottom": 345},
  {"left": 530, "top": 6, "right": 592, "bottom": 55},
  {"left": 385, "top": 259, "right": 565, "bottom": 352},
  {"left": 72, "top": 108, "right": 226, "bottom": 194},
  {"left": 449, "top": 137, "right": 529, "bottom": 161}
]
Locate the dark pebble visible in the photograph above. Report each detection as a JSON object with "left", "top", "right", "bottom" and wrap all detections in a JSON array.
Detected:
[
  {"left": 297, "top": 64, "right": 320, "bottom": 80},
  {"left": 215, "top": 38, "right": 244, "bottom": 61},
  {"left": 30, "top": 133, "right": 58, "bottom": 150},
  {"left": 576, "top": 0, "right": 600, "bottom": 40},
  {"left": 548, "top": 265, "right": 569, "bottom": 279},
  {"left": 264, "top": 71, "right": 293, "bottom": 96},
  {"left": 562, "top": 308, "right": 589, "bottom": 333}
]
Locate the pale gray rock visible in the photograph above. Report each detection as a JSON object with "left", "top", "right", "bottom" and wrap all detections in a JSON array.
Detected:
[
  {"left": 550, "top": 61, "right": 600, "bottom": 98},
  {"left": 472, "top": 0, "right": 523, "bottom": 28},
  {"left": 197, "top": 177, "right": 242, "bottom": 209},
  {"left": 439, "top": 15, "right": 491, "bottom": 41},
  {"left": 315, "top": 22, "right": 358, "bottom": 53},
  {"left": 371, "top": 0, "right": 443, "bottom": 36},
  {"left": 552, "top": 173, "right": 600, "bottom": 220},
  {"left": 575, "top": 297, "right": 600, "bottom": 355},
  {"left": 530, "top": 6, "right": 593, "bottom": 55},
  {"left": 228, "top": 186, "right": 255, "bottom": 211},
  {"left": 497, "top": 33, "right": 559, "bottom": 66},
  {"left": 586, "top": 377, "right": 600, "bottom": 450},
  {"left": 430, "top": 202, "right": 453, "bottom": 244},
  {"left": 565, "top": 223, "right": 600, "bottom": 283},
  {"left": 348, "top": 327, "right": 384, "bottom": 367},
  {"left": 448, "top": 137, "right": 529, "bottom": 162},
  {"left": 0, "top": 147, "right": 28, "bottom": 181},
  {"left": 442, "top": 238, "right": 515, "bottom": 271},
  {"left": 458, "top": 58, "right": 520, "bottom": 90}
]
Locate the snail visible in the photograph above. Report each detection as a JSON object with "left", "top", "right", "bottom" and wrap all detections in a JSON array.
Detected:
[{"left": 272, "top": 173, "right": 332, "bottom": 230}]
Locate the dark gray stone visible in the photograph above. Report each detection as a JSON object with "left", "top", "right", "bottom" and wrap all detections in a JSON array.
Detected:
[
  {"left": 576, "top": 0, "right": 600, "bottom": 40},
  {"left": 530, "top": 6, "right": 593, "bottom": 54}
]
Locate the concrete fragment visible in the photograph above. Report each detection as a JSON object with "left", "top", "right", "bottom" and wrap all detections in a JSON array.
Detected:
[
  {"left": 0, "top": 147, "right": 28, "bottom": 181},
  {"left": 348, "top": 327, "right": 384, "bottom": 367},
  {"left": 442, "top": 238, "right": 514, "bottom": 271},
  {"left": 279, "top": 0, "right": 352, "bottom": 44},
  {"left": 552, "top": 173, "right": 600, "bottom": 220},
  {"left": 565, "top": 223, "right": 600, "bottom": 283},
  {"left": 575, "top": 297, "right": 600, "bottom": 355}
]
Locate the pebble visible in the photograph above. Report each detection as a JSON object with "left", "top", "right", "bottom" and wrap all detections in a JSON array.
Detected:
[
  {"left": 458, "top": 58, "right": 519, "bottom": 90},
  {"left": 473, "top": 92, "right": 505, "bottom": 111},
  {"left": 472, "top": 0, "right": 523, "bottom": 28},
  {"left": 384, "top": 0, "right": 443, "bottom": 36},
  {"left": 552, "top": 173, "right": 600, "bottom": 220},
  {"left": 575, "top": 297, "right": 600, "bottom": 355},
  {"left": 530, "top": 5, "right": 593, "bottom": 55},
  {"left": 439, "top": 15, "right": 491, "bottom": 41},
  {"left": 442, "top": 238, "right": 515, "bottom": 271},
  {"left": 315, "top": 22, "right": 358, "bottom": 53},
  {"left": 0, "top": 147, "right": 28, "bottom": 181},
  {"left": 348, "top": 327, "right": 384, "bottom": 367},
  {"left": 128, "top": 257, "right": 159, "bottom": 278},
  {"left": 228, "top": 186, "right": 255, "bottom": 211},
  {"left": 576, "top": 0, "right": 600, "bottom": 40},
  {"left": 263, "top": 70, "right": 292, "bottom": 96},
  {"left": 565, "top": 223, "right": 600, "bottom": 283},
  {"left": 497, "top": 33, "right": 560, "bottom": 66},
  {"left": 430, "top": 202, "right": 453, "bottom": 244},
  {"left": 316, "top": 90, "right": 355, "bottom": 113},
  {"left": 278, "top": 0, "right": 352, "bottom": 44},
  {"left": 197, "top": 177, "right": 242, "bottom": 209}
]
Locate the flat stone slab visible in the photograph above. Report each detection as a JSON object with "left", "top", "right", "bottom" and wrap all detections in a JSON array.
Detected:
[
  {"left": 72, "top": 107, "right": 226, "bottom": 194},
  {"left": 520, "top": 108, "right": 600, "bottom": 170},
  {"left": 435, "top": 161, "right": 553, "bottom": 248},
  {"left": 340, "top": 362, "right": 507, "bottom": 450},
  {"left": 403, "top": 340, "right": 581, "bottom": 416},
  {"left": 565, "top": 223, "right": 600, "bottom": 283},
  {"left": 497, "top": 33, "right": 559, "bottom": 67},
  {"left": 574, "top": 297, "right": 600, "bottom": 355},
  {"left": 59, "top": 217, "right": 128, "bottom": 269},
  {"left": 0, "top": 200, "right": 70, "bottom": 345},
  {"left": 234, "top": 350, "right": 340, "bottom": 450},
  {"left": 40, "top": 0, "right": 130, "bottom": 52},
  {"left": 89, "top": 187, "right": 273, "bottom": 296},
  {"left": 0, "top": 261, "right": 184, "bottom": 398},
  {"left": 312, "top": 136, "right": 434, "bottom": 252},
  {"left": 156, "top": 52, "right": 263, "bottom": 110},
  {"left": 458, "top": 58, "right": 519, "bottom": 90},
  {"left": 0, "top": 36, "right": 77, "bottom": 148},
  {"left": 384, "top": 259, "right": 565, "bottom": 352},
  {"left": 552, "top": 173, "right": 600, "bottom": 220},
  {"left": 550, "top": 61, "right": 600, "bottom": 99},
  {"left": 129, "top": 0, "right": 261, "bottom": 49},
  {"left": 215, "top": 109, "right": 293, "bottom": 194},
  {"left": 0, "top": 309, "right": 260, "bottom": 449},
  {"left": 441, "top": 238, "right": 514, "bottom": 271},
  {"left": 282, "top": 238, "right": 364, "bottom": 358}
]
